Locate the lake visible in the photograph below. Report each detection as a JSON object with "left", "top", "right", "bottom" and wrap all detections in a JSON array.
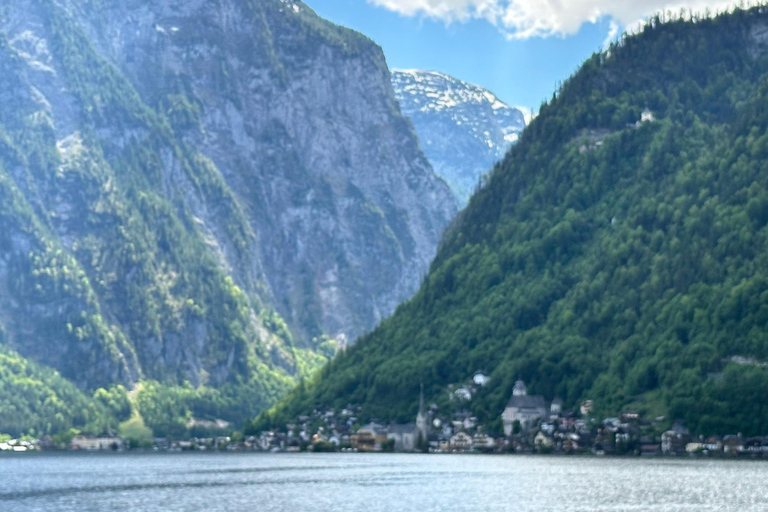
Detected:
[{"left": 1, "top": 452, "right": 766, "bottom": 511}]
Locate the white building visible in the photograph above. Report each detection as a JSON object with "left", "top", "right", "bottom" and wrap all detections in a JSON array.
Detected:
[
  {"left": 641, "top": 108, "right": 655, "bottom": 123},
  {"left": 450, "top": 432, "right": 472, "bottom": 451},
  {"left": 71, "top": 435, "right": 124, "bottom": 450}
]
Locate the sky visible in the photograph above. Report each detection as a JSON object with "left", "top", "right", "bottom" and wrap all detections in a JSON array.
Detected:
[{"left": 302, "top": 0, "right": 748, "bottom": 114}]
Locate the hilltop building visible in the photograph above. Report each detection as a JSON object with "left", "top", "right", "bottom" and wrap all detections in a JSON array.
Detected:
[{"left": 641, "top": 108, "right": 655, "bottom": 123}]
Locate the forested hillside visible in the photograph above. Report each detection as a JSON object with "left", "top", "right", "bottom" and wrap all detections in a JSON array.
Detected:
[
  {"left": 0, "top": 0, "right": 452, "bottom": 438},
  {"left": 259, "top": 6, "right": 768, "bottom": 437}
]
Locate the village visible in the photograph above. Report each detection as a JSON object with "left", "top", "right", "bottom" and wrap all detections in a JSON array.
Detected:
[
  {"left": 3, "top": 377, "right": 768, "bottom": 459},
  {"left": 247, "top": 378, "right": 768, "bottom": 458}
]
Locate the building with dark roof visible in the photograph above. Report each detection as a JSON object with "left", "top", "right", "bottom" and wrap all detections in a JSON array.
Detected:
[
  {"left": 387, "top": 423, "right": 418, "bottom": 451},
  {"left": 501, "top": 380, "right": 548, "bottom": 435}
]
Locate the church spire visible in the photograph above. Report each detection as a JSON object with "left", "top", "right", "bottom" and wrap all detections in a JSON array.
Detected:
[{"left": 416, "top": 382, "right": 428, "bottom": 441}]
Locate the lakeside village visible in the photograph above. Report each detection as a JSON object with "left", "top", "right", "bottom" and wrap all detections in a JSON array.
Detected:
[{"left": 3, "top": 377, "right": 768, "bottom": 458}]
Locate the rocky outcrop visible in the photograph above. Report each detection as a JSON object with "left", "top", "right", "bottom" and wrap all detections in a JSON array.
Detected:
[
  {"left": 77, "top": 0, "right": 456, "bottom": 343},
  {"left": 0, "top": 0, "right": 455, "bottom": 398},
  {"left": 392, "top": 70, "right": 525, "bottom": 205}
]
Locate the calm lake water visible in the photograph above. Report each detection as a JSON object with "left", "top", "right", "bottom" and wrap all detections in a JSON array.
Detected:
[{"left": 1, "top": 452, "right": 766, "bottom": 511}]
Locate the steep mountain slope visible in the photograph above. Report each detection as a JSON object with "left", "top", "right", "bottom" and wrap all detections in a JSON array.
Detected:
[
  {"left": 0, "top": 0, "right": 454, "bottom": 436},
  {"left": 0, "top": 343, "right": 128, "bottom": 439},
  {"left": 261, "top": 7, "right": 768, "bottom": 437},
  {"left": 392, "top": 70, "right": 525, "bottom": 205},
  {"left": 76, "top": 0, "right": 457, "bottom": 343}
]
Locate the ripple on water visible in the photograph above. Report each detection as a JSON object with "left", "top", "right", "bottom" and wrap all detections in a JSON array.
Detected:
[{"left": 1, "top": 453, "right": 767, "bottom": 512}]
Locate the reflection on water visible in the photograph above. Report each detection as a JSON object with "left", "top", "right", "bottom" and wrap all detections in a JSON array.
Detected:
[{"left": 1, "top": 452, "right": 766, "bottom": 511}]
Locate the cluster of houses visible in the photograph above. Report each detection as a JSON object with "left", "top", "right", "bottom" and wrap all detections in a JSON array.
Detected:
[
  {"left": 69, "top": 434, "right": 243, "bottom": 452},
  {"left": 254, "top": 378, "right": 768, "bottom": 458},
  {"left": 4, "top": 373, "right": 767, "bottom": 457},
  {"left": 0, "top": 437, "right": 39, "bottom": 452}
]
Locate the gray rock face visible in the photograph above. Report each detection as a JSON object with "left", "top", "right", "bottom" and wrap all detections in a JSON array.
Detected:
[
  {"left": 392, "top": 70, "right": 526, "bottom": 205},
  {"left": 84, "top": 0, "right": 456, "bottom": 342},
  {"left": 0, "top": 0, "right": 456, "bottom": 395}
]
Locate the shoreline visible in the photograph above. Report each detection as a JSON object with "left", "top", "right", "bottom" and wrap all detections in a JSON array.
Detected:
[{"left": 3, "top": 450, "right": 768, "bottom": 462}]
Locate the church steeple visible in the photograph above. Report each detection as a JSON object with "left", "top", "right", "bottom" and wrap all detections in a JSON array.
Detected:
[
  {"left": 513, "top": 379, "right": 527, "bottom": 397},
  {"left": 416, "top": 383, "right": 428, "bottom": 441}
]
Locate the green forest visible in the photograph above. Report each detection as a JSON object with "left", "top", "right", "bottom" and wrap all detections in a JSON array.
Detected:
[
  {"left": 0, "top": 0, "right": 339, "bottom": 438},
  {"left": 258, "top": 6, "right": 768, "bottom": 437}
]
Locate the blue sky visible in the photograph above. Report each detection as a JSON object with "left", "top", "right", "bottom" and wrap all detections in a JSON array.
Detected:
[
  {"left": 303, "top": 0, "right": 740, "bottom": 113},
  {"left": 305, "top": 0, "right": 611, "bottom": 111}
]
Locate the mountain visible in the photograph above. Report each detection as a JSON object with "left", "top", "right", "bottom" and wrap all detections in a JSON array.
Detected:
[
  {"left": 259, "top": 6, "right": 768, "bottom": 437},
  {"left": 392, "top": 70, "right": 526, "bottom": 205},
  {"left": 0, "top": 0, "right": 454, "bottom": 437}
]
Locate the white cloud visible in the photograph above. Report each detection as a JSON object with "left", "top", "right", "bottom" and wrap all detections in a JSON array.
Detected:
[
  {"left": 602, "top": 20, "right": 621, "bottom": 50},
  {"left": 367, "top": 0, "right": 751, "bottom": 38},
  {"left": 514, "top": 105, "right": 536, "bottom": 124}
]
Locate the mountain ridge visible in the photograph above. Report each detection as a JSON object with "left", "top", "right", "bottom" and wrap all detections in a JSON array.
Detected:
[
  {"left": 259, "top": 6, "right": 768, "bottom": 437},
  {"left": 392, "top": 69, "right": 525, "bottom": 205},
  {"left": 0, "top": 0, "right": 455, "bottom": 437}
]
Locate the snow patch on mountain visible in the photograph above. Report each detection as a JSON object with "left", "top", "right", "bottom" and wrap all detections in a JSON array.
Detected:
[{"left": 392, "top": 70, "right": 526, "bottom": 205}]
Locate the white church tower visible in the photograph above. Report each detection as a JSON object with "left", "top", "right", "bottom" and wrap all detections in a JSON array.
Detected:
[{"left": 416, "top": 383, "right": 429, "bottom": 441}]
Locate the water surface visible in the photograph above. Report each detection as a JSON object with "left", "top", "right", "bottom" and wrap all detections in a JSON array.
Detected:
[{"left": 1, "top": 452, "right": 765, "bottom": 511}]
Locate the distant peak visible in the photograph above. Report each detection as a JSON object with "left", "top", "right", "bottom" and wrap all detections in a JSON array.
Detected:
[
  {"left": 392, "top": 69, "right": 516, "bottom": 113},
  {"left": 391, "top": 68, "right": 526, "bottom": 205}
]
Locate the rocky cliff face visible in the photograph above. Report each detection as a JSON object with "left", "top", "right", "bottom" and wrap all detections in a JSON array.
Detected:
[
  {"left": 0, "top": 0, "right": 455, "bottom": 413},
  {"left": 392, "top": 70, "right": 525, "bottom": 205},
  {"left": 78, "top": 0, "right": 456, "bottom": 342}
]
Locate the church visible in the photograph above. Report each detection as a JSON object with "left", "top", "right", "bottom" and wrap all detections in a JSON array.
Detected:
[
  {"left": 501, "top": 380, "right": 548, "bottom": 436},
  {"left": 387, "top": 384, "right": 430, "bottom": 451}
]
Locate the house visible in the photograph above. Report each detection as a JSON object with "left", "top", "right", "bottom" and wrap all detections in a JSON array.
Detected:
[
  {"left": 534, "top": 431, "right": 554, "bottom": 453},
  {"left": 387, "top": 424, "right": 418, "bottom": 452},
  {"left": 559, "top": 412, "right": 576, "bottom": 431},
  {"left": 621, "top": 412, "right": 640, "bottom": 422},
  {"left": 640, "top": 443, "right": 661, "bottom": 457},
  {"left": 704, "top": 435, "right": 723, "bottom": 452},
  {"left": 723, "top": 435, "right": 745, "bottom": 456},
  {"left": 744, "top": 437, "right": 768, "bottom": 455},
  {"left": 580, "top": 400, "right": 594, "bottom": 416},
  {"left": 634, "top": 108, "right": 655, "bottom": 128},
  {"left": 501, "top": 380, "right": 548, "bottom": 435},
  {"left": 661, "top": 424, "right": 691, "bottom": 456},
  {"left": 71, "top": 435, "right": 124, "bottom": 451},
  {"left": 473, "top": 373, "right": 490, "bottom": 387},
  {"left": 454, "top": 387, "right": 472, "bottom": 401},
  {"left": 550, "top": 398, "right": 563, "bottom": 418},
  {"left": 472, "top": 432, "right": 496, "bottom": 452},
  {"left": 449, "top": 432, "right": 472, "bottom": 451},
  {"left": 351, "top": 423, "right": 387, "bottom": 451},
  {"left": 641, "top": 108, "right": 655, "bottom": 123}
]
